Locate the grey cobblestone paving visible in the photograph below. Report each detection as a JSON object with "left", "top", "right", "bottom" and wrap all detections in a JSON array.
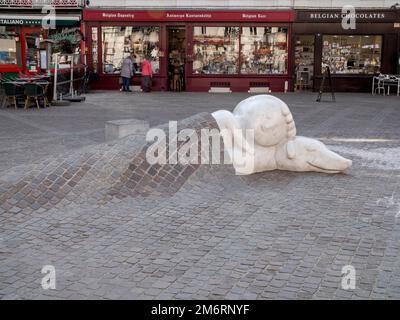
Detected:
[{"left": 1, "top": 92, "right": 400, "bottom": 299}]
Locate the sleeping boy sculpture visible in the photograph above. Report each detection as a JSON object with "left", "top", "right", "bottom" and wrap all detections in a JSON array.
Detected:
[{"left": 211, "top": 95, "right": 352, "bottom": 175}]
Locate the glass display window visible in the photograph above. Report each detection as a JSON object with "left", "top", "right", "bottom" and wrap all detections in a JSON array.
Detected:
[
  {"left": 192, "top": 26, "right": 239, "bottom": 74},
  {"left": 322, "top": 35, "right": 382, "bottom": 74},
  {"left": 91, "top": 27, "right": 98, "bottom": 72},
  {"left": 0, "top": 26, "right": 18, "bottom": 65},
  {"left": 240, "top": 27, "right": 288, "bottom": 74},
  {"left": 102, "top": 26, "right": 160, "bottom": 74}
]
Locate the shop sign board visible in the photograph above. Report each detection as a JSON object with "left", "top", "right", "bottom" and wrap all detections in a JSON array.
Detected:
[
  {"left": 83, "top": 10, "right": 294, "bottom": 22},
  {"left": 0, "top": 15, "right": 80, "bottom": 26},
  {"left": 296, "top": 10, "right": 398, "bottom": 23},
  {"left": 0, "top": 18, "right": 42, "bottom": 25}
]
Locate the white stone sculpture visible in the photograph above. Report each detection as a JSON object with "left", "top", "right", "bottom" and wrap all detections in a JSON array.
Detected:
[
  {"left": 275, "top": 136, "right": 352, "bottom": 173},
  {"left": 211, "top": 94, "right": 352, "bottom": 175}
]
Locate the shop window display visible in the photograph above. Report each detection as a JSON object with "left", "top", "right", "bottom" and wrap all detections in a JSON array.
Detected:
[
  {"left": 102, "top": 26, "right": 160, "bottom": 74},
  {"left": 193, "top": 26, "right": 239, "bottom": 74},
  {"left": 0, "top": 27, "right": 17, "bottom": 65},
  {"left": 91, "top": 27, "right": 98, "bottom": 72},
  {"left": 240, "top": 27, "right": 288, "bottom": 74},
  {"left": 322, "top": 35, "right": 382, "bottom": 74}
]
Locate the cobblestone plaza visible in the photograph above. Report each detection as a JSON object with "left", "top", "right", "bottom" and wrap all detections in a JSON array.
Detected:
[{"left": 1, "top": 92, "right": 400, "bottom": 299}]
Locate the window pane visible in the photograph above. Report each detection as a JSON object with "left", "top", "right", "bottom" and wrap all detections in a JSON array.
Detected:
[
  {"left": 241, "top": 27, "right": 288, "bottom": 74},
  {"left": 322, "top": 35, "right": 382, "bottom": 74},
  {"left": 193, "top": 26, "right": 239, "bottom": 74},
  {"left": 102, "top": 26, "right": 160, "bottom": 74},
  {"left": 92, "top": 27, "right": 98, "bottom": 72},
  {"left": 0, "top": 39, "right": 17, "bottom": 65},
  {"left": 0, "top": 26, "right": 17, "bottom": 65}
]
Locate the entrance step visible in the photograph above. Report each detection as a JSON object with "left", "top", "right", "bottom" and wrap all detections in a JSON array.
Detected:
[
  {"left": 209, "top": 87, "right": 232, "bottom": 93},
  {"left": 130, "top": 85, "right": 143, "bottom": 92},
  {"left": 248, "top": 87, "right": 271, "bottom": 93}
]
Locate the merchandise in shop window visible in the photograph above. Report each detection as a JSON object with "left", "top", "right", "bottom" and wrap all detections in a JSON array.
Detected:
[
  {"left": 91, "top": 27, "right": 98, "bottom": 72},
  {"left": 240, "top": 27, "right": 288, "bottom": 74},
  {"left": 192, "top": 26, "right": 288, "bottom": 75},
  {"left": 102, "top": 26, "right": 160, "bottom": 74},
  {"left": 322, "top": 35, "right": 382, "bottom": 74},
  {"left": 192, "top": 26, "right": 239, "bottom": 74}
]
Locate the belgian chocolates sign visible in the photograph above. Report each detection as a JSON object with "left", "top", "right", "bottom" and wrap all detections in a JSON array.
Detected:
[{"left": 296, "top": 10, "right": 398, "bottom": 22}]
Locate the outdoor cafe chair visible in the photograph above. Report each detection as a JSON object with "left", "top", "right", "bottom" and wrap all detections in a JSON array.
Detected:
[
  {"left": 3, "top": 82, "right": 25, "bottom": 109},
  {"left": 35, "top": 80, "right": 50, "bottom": 107},
  {"left": 372, "top": 74, "right": 400, "bottom": 96},
  {"left": 373, "top": 75, "right": 386, "bottom": 96},
  {"left": 386, "top": 75, "right": 400, "bottom": 96},
  {"left": 24, "top": 83, "right": 44, "bottom": 110}
]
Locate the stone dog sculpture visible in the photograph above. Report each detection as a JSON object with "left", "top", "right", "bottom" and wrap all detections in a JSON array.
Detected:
[{"left": 211, "top": 95, "right": 352, "bottom": 175}]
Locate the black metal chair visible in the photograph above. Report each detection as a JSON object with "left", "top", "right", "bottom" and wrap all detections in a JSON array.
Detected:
[
  {"left": 24, "top": 83, "right": 43, "bottom": 110},
  {"left": 3, "top": 82, "right": 25, "bottom": 109},
  {"left": 35, "top": 80, "right": 50, "bottom": 107}
]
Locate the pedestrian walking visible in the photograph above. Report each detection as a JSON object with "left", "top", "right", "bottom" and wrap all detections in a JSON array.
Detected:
[{"left": 142, "top": 55, "right": 153, "bottom": 92}]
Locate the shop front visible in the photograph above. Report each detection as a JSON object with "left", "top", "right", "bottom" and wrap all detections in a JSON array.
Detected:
[
  {"left": 83, "top": 9, "right": 294, "bottom": 92},
  {"left": 0, "top": 11, "right": 84, "bottom": 76},
  {"left": 293, "top": 9, "right": 400, "bottom": 92}
]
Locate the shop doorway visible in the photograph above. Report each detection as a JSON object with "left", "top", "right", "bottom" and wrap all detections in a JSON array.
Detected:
[
  {"left": 294, "top": 35, "right": 315, "bottom": 91},
  {"left": 22, "top": 27, "right": 46, "bottom": 74},
  {"left": 167, "top": 27, "right": 186, "bottom": 91}
]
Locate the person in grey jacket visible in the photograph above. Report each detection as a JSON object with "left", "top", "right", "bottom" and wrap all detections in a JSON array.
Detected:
[{"left": 120, "top": 55, "right": 134, "bottom": 92}]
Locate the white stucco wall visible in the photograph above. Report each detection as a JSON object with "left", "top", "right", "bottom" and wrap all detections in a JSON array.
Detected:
[{"left": 87, "top": 0, "right": 396, "bottom": 9}]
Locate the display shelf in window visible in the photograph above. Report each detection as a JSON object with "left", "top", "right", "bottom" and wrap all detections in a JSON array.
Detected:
[
  {"left": 240, "top": 27, "right": 288, "bottom": 75},
  {"left": 322, "top": 35, "right": 382, "bottom": 74},
  {"left": 192, "top": 26, "right": 239, "bottom": 75},
  {"left": 101, "top": 26, "right": 160, "bottom": 74}
]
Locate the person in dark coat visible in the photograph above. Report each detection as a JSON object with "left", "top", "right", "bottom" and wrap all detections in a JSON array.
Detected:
[{"left": 120, "top": 55, "right": 134, "bottom": 92}]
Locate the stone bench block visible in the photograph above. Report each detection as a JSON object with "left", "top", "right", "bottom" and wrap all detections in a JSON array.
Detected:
[{"left": 105, "top": 119, "right": 149, "bottom": 141}]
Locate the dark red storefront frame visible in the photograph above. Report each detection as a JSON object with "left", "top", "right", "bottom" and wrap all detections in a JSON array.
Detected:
[
  {"left": 83, "top": 9, "right": 295, "bottom": 92},
  {"left": 0, "top": 25, "right": 86, "bottom": 75},
  {"left": 0, "top": 27, "right": 38, "bottom": 74}
]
